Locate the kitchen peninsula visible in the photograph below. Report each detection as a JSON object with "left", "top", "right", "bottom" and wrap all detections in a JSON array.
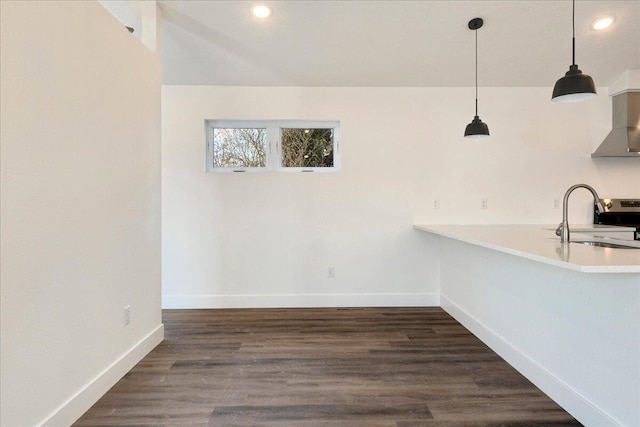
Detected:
[{"left": 415, "top": 224, "right": 640, "bottom": 427}]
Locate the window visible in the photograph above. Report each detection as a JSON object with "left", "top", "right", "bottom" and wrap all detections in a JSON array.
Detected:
[
  {"left": 206, "top": 120, "right": 340, "bottom": 172},
  {"left": 206, "top": 121, "right": 268, "bottom": 171},
  {"left": 213, "top": 128, "right": 267, "bottom": 168},
  {"left": 280, "top": 124, "right": 336, "bottom": 170}
]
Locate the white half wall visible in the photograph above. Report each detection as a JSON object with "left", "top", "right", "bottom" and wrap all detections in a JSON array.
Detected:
[
  {"left": 434, "top": 235, "right": 640, "bottom": 427},
  {"left": 1, "top": 1, "right": 162, "bottom": 425},
  {"left": 161, "top": 85, "right": 639, "bottom": 308}
]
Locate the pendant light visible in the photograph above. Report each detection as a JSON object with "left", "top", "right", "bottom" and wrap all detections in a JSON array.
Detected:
[
  {"left": 551, "top": 0, "right": 596, "bottom": 102},
  {"left": 464, "top": 18, "right": 489, "bottom": 138}
]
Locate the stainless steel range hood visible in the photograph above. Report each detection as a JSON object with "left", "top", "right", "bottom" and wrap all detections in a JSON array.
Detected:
[{"left": 592, "top": 91, "right": 640, "bottom": 157}]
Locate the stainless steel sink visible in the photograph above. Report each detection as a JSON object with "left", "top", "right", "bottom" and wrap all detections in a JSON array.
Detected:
[{"left": 573, "top": 240, "right": 640, "bottom": 249}]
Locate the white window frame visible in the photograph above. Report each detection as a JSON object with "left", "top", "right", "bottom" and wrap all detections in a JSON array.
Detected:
[
  {"left": 205, "top": 120, "right": 274, "bottom": 173},
  {"left": 205, "top": 120, "right": 340, "bottom": 173},
  {"left": 276, "top": 120, "right": 341, "bottom": 173}
]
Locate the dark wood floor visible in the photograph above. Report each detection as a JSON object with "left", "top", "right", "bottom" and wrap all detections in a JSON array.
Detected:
[{"left": 74, "top": 308, "right": 582, "bottom": 426}]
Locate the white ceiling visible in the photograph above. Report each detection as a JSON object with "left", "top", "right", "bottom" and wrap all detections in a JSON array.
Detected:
[{"left": 158, "top": 0, "right": 640, "bottom": 87}]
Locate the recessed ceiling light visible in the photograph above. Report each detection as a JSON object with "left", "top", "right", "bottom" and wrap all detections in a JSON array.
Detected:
[
  {"left": 251, "top": 3, "right": 271, "bottom": 19},
  {"left": 592, "top": 16, "right": 614, "bottom": 30}
]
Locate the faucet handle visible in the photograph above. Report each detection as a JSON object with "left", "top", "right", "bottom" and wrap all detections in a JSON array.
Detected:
[{"left": 555, "top": 223, "right": 563, "bottom": 237}]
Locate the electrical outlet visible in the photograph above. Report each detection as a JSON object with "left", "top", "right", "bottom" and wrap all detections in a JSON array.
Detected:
[
  {"left": 432, "top": 198, "right": 440, "bottom": 209},
  {"left": 124, "top": 305, "right": 131, "bottom": 326},
  {"left": 327, "top": 267, "right": 335, "bottom": 278},
  {"left": 481, "top": 198, "right": 488, "bottom": 210},
  {"left": 553, "top": 198, "right": 560, "bottom": 209}
]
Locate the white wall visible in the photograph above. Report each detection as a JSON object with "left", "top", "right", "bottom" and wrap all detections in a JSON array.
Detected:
[
  {"left": 0, "top": 1, "right": 162, "bottom": 425},
  {"left": 436, "top": 235, "right": 639, "bottom": 427},
  {"left": 161, "top": 85, "right": 639, "bottom": 308},
  {"left": 97, "top": 0, "right": 158, "bottom": 51}
]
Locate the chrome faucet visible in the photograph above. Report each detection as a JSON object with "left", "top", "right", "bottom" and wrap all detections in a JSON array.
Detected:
[{"left": 556, "top": 184, "right": 605, "bottom": 244}]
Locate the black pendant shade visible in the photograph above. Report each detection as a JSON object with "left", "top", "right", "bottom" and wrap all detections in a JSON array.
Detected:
[
  {"left": 465, "top": 116, "right": 490, "bottom": 138},
  {"left": 465, "top": 17, "right": 489, "bottom": 138},
  {"left": 552, "top": 65, "right": 597, "bottom": 102},
  {"left": 551, "top": 0, "right": 596, "bottom": 102}
]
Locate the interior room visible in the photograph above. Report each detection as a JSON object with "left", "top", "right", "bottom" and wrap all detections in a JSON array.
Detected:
[{"left": 1, "top": 1, "right": 639, "bottom": 426}]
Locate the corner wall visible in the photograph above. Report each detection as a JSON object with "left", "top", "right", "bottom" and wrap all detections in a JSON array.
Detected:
[
  {"left": 0, "top": 1, "right": 162, "bottom": 425},
  {"left": 161, "top": 85, "right": 639, "bottom": 308}
]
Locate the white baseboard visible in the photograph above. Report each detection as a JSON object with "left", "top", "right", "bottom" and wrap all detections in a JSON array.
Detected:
[
  {"left": 31, "top": 295, "right": 621, "bottom": 427},
  {"left": 40, "top": 324, "right": 164, "bottom": 427},
  {"left": 439, "top": 294, "right": 621, "bottom": 427},
  {"left": 162, "top": 292, "right": 440, "bottom": 309}
]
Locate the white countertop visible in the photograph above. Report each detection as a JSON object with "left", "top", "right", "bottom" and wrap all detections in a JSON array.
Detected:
[
  {"left": 413, "top": 224, "right": 640, "bottom": 273},
  {"left": 544, "top": 224, "right": 636, "bottom": 234}
]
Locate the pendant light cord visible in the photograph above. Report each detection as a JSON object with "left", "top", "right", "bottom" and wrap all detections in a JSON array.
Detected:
[
  {"left": 475, "top": 27, "right": 478, "bottom": 116},
  {"left": 571, "top": 0, "right": 576, "bottom": 66}
]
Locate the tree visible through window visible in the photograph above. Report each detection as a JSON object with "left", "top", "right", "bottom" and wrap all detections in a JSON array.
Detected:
[
  {"left": 281, "top": 128, "right": 334, "bottom": 168},
  {"left": 206, "top": 120, "right": 340, "bottom": 172},
  {"left": 213, "top": 128, "right": 266, "bottom": 168}
]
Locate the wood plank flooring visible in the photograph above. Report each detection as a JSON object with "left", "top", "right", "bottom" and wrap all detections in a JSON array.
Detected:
[{"left": 74, "top": 308, "right": 582, "bottom": 426}]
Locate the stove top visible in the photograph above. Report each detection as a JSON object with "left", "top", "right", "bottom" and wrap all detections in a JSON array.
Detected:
[
  {"left": 599, "top": 198, "right": 640, "bottom": 213},
  {"left": 595, "top": 199, "right": 640, "bottom": 239}
]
